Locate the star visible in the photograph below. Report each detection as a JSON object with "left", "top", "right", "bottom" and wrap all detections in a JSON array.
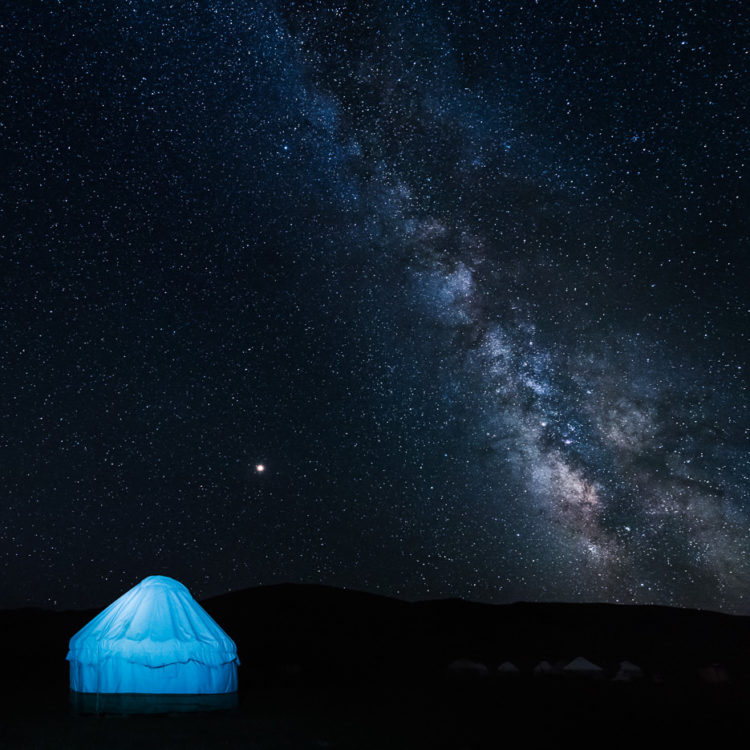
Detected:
[{"left": 1, "top": 1, "right": 746, "bottom": 613}]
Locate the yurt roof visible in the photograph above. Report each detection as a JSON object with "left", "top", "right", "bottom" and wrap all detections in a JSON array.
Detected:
[
  {"left": 67, "top": 576, "right": 238, "bottom": 668},
  {"left": 563, "top": 656, "right": 603, "bottom": 672}
]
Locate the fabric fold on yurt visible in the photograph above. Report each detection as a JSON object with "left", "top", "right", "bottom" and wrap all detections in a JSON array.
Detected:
[{"left": 67, "top": 575, "right": 239, "bottom": 712}]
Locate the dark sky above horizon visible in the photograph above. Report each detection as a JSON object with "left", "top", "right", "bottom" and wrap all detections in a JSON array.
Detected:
[{"left": 2, "top": 1, "right": 749, "bottom": 612}]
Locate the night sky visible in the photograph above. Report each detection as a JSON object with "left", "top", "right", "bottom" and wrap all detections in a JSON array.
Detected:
[{"left": 2, "top": 1, "right": 748, "bottom": 613}]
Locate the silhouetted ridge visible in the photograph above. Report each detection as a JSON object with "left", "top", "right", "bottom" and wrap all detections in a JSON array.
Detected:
[{"left": 2, "top": 584, "right": 749, "bottom": 699}]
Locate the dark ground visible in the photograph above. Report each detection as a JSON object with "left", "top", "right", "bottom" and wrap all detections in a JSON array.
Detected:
[{"left": 1, "top": 585, "right": 748, "bottom": 748}]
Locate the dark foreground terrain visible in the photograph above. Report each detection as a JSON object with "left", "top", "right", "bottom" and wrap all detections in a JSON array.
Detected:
[{"left": 1, "top": 585, "right": 748, "bottom": 748}]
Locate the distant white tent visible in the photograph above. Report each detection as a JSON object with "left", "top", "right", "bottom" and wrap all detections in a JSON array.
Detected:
[
  {"left": 497, "top": 661, "right": 520, "bottom": 675},
  {"left": 67, "top": 576, "right": 239, "bottom": 713},
  {"left": 563, "top": 657, "right": 604, "bottom": 676},
  {"left": 447, "top": 659, "right": 489, "bottom": 678}
]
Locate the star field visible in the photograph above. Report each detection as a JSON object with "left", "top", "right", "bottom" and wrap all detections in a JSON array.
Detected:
[{"left": 1, "top": 1, "right": 748, "bottom": 612}]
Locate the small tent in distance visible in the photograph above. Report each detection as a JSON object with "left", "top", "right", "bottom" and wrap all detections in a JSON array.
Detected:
[
  {"left": 67, "top": 575, "right": 239, "bottom": 714},
  {"left": 562, "top": 657, "right": 604, "bottom": 678}
]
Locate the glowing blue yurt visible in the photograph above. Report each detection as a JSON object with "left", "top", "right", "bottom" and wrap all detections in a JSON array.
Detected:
[{"left": 67, "top": 575, "right": 239, "bottom": 713}]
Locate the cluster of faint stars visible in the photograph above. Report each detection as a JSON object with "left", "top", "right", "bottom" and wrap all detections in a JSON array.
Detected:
[{"left": 1, "top": 1, "right": 747, "bottom": 612}]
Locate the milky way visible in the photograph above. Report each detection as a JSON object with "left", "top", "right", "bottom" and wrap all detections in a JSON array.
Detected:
[{"left": 2, "top": 1, "right": 748, "bottom": 612}]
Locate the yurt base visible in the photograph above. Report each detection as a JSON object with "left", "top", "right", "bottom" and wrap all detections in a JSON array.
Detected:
[{"left": 70, "top": 690, "right": 238, "bottom": 715}]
